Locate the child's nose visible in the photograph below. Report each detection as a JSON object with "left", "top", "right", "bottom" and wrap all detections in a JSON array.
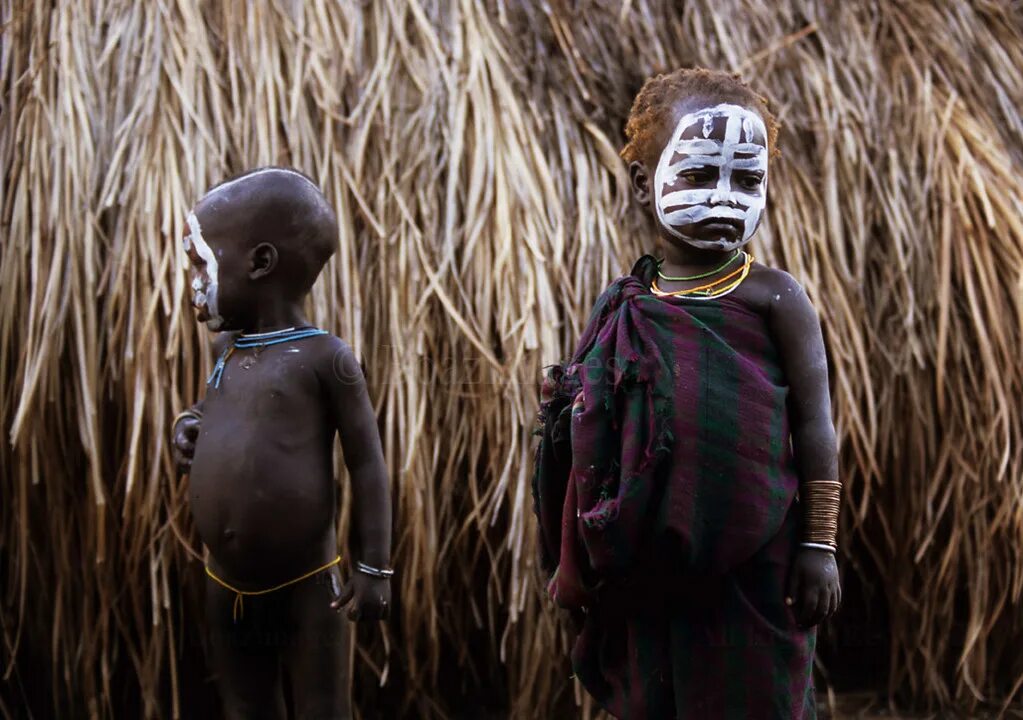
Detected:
[{"left": 710, "top": 189, "right": 740, "bottom": 207}]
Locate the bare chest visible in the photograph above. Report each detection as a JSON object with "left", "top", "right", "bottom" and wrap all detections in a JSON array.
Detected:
[{"left": 201, "top": 343, "right": 328, "bottom": 434}]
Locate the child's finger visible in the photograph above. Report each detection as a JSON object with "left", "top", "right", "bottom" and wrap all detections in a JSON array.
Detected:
[
  {"left": 825, "top": 589, "right": 838, "bottom": 619},
  {"left": 809, "top": 589, "right": 829, "bottom": 627},
  {"left": 346, "top": 601, "right": 362, "bottom": 622},
  {"left": 331, "top": 580, "right": 355, "bottom": 611},
  {"left": 361, "top": 602, "right": 384, "bottom": 622},
  {"left": 173, "top": 430, "right": 194, "bottom": 454}
]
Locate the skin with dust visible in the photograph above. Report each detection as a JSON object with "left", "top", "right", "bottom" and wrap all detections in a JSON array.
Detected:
[
  {"left": 183, "top": 212, "right": 224, "bottom": 330},
  {"left": 654, "top": 103, "right": 768, "bottom": 251}
]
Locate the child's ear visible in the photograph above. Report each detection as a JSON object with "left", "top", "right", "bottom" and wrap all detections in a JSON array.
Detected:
[
  {"left": 629, "top": 161, "right": 652, "bottom": 206},
  {"left": 248, "top": 242, "right": 278, "bottom": 280}
]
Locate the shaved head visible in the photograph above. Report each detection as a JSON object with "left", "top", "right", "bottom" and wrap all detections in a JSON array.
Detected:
[
  {"left": 193, "top": 167, "right": 337, "bottom": 294},
  {"left": 182, "top": 167, "right": 338, "bottom": 330}
]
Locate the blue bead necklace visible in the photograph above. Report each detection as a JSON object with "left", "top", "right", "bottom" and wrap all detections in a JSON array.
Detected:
[{"left": 207, "top": 326, "right": 328, "bottom": 388}]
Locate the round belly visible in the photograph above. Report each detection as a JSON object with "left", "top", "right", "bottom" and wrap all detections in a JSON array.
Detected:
[{"left": 189, "top": 439, "right": 337, "bottom": 584}]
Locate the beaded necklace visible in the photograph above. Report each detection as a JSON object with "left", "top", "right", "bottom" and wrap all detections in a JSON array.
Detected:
[
  {"left": 207, "top": 326, "right": 328, "bottom": 388},
  {"left": 656, "top": 250, "right": 740, "bottom": 281},
  {"left": 650, "top": 252, "right": 754, "bottom": 301}
]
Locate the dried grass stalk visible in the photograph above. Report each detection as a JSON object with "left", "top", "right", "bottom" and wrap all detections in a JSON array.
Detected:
[{"left": 2, "top": 1, "right": 1022, "bottom": 717}]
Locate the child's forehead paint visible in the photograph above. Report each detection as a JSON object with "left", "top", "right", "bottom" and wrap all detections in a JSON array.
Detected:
[
  {"left": 666, "top": 103, "right": 767, "bottom": 148},
  {"left": 185, "top": 212, "right": 219, "bottom": 276}
]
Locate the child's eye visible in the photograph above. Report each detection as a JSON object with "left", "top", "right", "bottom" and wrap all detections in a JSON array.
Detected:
[
  {"left": 680, "top": 170, "right": 714, "bottom": 185},
  {"left": 736, "top": 173, "right": 763, "bottom": 190}
]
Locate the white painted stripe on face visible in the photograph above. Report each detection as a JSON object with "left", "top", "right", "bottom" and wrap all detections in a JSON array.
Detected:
[
  {"left": 654, "top": 103, "right": 769, "bottom": 250},
  {"left": 661, "top": 189, "right": 756, "bottom": 208},
  {"left": 185, "top": 212, "right": 224, "bottom": 330},
  {"left": 727, "top": 157, "right": 767, "bottom": 171},
  {"left": 729, "top": 143, "right": 767, "bottom": 156},
  {"left": 666, "top": 156, "right": 727, "bottom": 172},
  {"left": 666, "top": 149, "right": 767, "bottom": 177},
  {"left": 662, "top": 205, "right": 747, "bottom": 225},
  {"left": 661, "top": 189, "right": 723, "bottom": 206},
  {"left": 674, "top": 139, "right": 723, "bottom": 155},
  {"left": 665, "top": 147, "right": 766, "bottom": 176}
]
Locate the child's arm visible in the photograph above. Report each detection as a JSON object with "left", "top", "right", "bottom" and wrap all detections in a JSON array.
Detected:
[
  {"left": 172, "top": 332, "right": 235, "bottom": 475},
  {"left": 319, "top": 337, "right": 392, "bottom": 621},
  {"left": 765, "top": 270, "right": 842, "bottom": 629},
  {"left": 172, "top": 399, "right": 203, "bottom": 474}
]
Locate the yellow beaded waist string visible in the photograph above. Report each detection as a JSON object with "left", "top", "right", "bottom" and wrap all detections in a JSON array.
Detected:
[{"left": 205, "top": 555, "right": 341, "bottom": 622}]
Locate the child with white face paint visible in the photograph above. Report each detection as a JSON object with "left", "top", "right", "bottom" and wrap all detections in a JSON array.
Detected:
[
  {"left": 533, "top": 69, "right": 841, "bottom": 720},
  {"left": 172, "top": 167, "right": 393, "bottom": 720},
  {"left": 654, "top": 102, "right": 769, "bottom": 251}
]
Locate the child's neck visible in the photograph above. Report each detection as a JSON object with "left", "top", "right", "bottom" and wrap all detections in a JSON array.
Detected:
[
  {"left": 659, "top": 242, "right": 736, "bottom": 274},
  {"left": 244, "top": 298, "right": 310, "bottom": 334}
]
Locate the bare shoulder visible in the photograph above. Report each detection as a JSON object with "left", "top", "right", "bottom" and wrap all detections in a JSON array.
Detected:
[
  {"left": 739, "top": 264, "right": 815, "bottom": 317},
  {"left": 762, "top": 266, "right": 809, "bottom": 303},
  {"left": 731, "top": 263, "right": 797, "bottom": 312},
  {"left": 307, "top": 333, "right": 366, "bottom": 389}
]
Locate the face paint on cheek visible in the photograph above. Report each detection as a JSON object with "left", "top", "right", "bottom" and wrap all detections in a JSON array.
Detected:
[
  {"left": 185, "top": 212, "right": 225, "bottom": 330},
  {"left": 654, "top": 103, "right": 769, "bottom": 251}
]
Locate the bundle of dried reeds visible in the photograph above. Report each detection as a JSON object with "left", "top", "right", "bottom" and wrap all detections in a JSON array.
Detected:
[{"left": 2, "top": 1, "right": 1022, "bottom": 718}]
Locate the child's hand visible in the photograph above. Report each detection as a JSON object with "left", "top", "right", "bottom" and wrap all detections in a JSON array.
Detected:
[
  {"left": 172, "top": 414, "right": 201, "bottom": 475},
  {"left": 332, "top": 572, "right": 391, "bottom": 622},
  {"left": 785, "top": 547, "right": 841, "bottom": 629}
]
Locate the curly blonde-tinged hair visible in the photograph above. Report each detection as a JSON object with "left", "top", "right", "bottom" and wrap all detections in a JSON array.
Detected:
[{"left": 621, "top": 67, "right": 780, "bottom": 165}]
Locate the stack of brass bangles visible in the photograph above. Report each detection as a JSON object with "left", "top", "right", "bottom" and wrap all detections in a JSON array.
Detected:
[{"left": 801, "top": 480, "right": 842, "bottom": 553}]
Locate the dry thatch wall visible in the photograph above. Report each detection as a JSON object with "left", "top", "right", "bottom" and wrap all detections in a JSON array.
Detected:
[{"left": 2, "top": 1, "right": 1022, "bottom": 717}]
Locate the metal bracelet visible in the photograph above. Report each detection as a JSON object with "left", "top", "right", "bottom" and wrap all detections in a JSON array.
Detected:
[
  {"left": 800, "top": 542, "right": 837, "bottom": 554},
  {"left": 355, "top": 561, "right": 394, "bottom": 578}
]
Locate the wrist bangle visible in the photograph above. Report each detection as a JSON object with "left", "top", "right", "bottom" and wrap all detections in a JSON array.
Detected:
[
  {"left": 800, "top": 542, "right": 837, "bottom": 554},
  {"left": 355, "top": 561, "right": 394, "bottom": 578},
  {"left": 802, "top": 480, "right": 841, "bottom": 547},
  {"left": 173, "top": 409, "right": 203, "bottom": 428}
]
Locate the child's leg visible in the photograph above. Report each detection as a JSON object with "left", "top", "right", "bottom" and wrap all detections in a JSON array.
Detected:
[
  {"left": 205, "top": 578, "right": 287, "bottom": 720},
  {"left": 284, "top": 565, "right": 353, "bottom": 720}
]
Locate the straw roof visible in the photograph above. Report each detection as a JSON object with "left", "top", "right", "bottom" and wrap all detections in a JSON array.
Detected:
[{"left": 2, "top": 1, "right": 1022, "bottom": 717}]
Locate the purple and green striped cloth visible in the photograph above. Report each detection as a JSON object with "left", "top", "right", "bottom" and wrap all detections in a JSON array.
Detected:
[{"left": 533, "top": 269, "right": 816, "bottom": 719}]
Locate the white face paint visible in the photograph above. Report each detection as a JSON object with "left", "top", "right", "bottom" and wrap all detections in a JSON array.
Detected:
[
  {"left": 654, "top": 103, "right": 768, "bottom": 251},
  {"left": 183, "top": 212, "right": 224, "bottom": 330}
]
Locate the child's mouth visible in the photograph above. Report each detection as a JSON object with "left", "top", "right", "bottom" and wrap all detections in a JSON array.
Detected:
[{"left": 696, "top": 217, "right": 743, "bottom": 233}]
